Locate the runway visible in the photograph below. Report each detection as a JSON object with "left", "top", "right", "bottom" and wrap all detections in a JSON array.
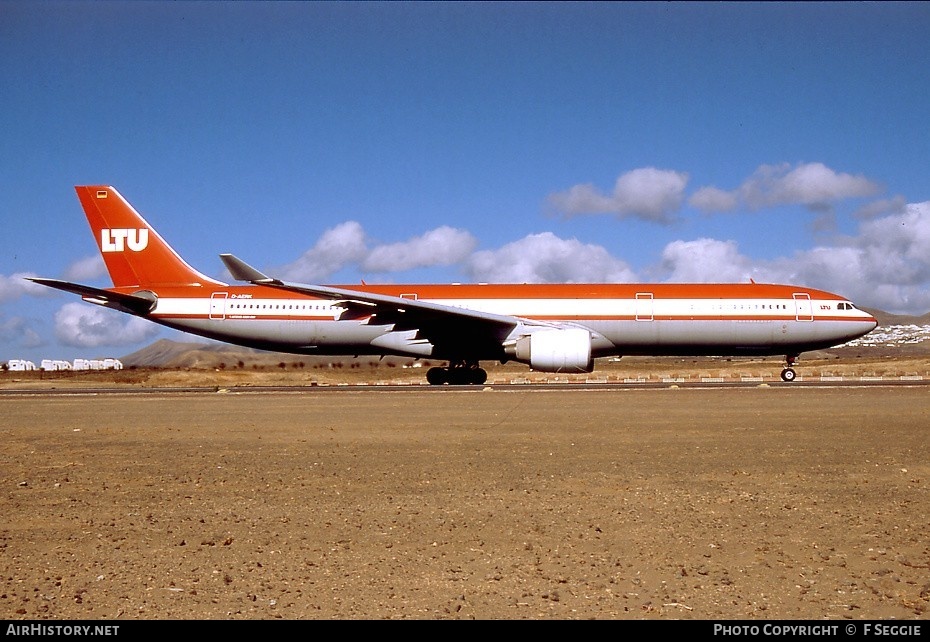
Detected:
[{"left": 1, "top": 375, "right": 928, "bottom": 396}]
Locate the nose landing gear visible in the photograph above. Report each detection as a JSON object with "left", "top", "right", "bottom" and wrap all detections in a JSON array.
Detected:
[{"left": 781, "top": 355, "right": 799, "bottom": 382}]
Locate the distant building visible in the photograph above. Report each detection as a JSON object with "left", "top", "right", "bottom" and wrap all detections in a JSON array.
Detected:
[
  {"left": 40, "top": 359, "right": 73, "bottom": 371},
  {"left": 72, "top": 358, "right": 123, "bottom": 371},
  {"left": 6, "top": 359, "right": 37, "bottom": 371},
  {"left": 3, "top": 358, "right": 125, "bottom": 372}
]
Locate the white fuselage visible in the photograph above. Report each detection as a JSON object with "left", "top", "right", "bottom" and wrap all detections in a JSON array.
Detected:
[{"left": 142, "top": 285, "right": 878, "bottom": 360}]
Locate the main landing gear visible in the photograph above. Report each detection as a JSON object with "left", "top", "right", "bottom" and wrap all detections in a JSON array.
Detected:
[
  {"left": 781, "top": 355, "right": 799, "bottom": 382},
  {"left": 426, "top": 360, "right": 488, "bottom": 386}
]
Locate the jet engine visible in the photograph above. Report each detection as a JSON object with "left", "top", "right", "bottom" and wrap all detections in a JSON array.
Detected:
[{"left": 511, "top": 328, "right": 593, "bottom": 373}]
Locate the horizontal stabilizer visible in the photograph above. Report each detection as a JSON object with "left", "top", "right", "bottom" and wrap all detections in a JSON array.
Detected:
[{"left": 26, "top": 278, "right": 157, "bottom": 315}]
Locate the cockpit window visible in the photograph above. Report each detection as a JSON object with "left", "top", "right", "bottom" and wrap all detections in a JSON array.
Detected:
[{"left": 837, "top": 302, "right": 857, "bottom": 310}]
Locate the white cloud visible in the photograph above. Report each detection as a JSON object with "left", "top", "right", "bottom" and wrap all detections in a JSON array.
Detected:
[
  {"left": 0, "top": 315, "right": 44, "bottom": 349},
  {"left": 466, "top": 232, "right": 637, "bottom": 283},
  {"left": 831, "top": 200, "right": 930, "bottom": 312},
  {"left": 765, "top": 243, "right": 930, "bottom": 315},
  {"left": 857, "top": 201, "right": 930, "bottom": 279},
  {"left": 64, "top": 255, "right": 107, "bottom": 282},
  {"left": 547, "top": 167, "right": 689, "bottom": 223},
  {"left": 279, "top": 222, "right": 480, "bottom": 281},
  {"left": 853, "top": 195, "right": 907, "bottom": 220},
  {"left": 839, "top": 203, "right": 929, "bottom": 287},
  {"left": 655, "top": 200, "right": 930, "bottom": 314},
  {"left": 658, "top": 239, "right": 758, "bottom": 283},
  {"left": 54, "top": 303, "right": 160, "bottom": 348},
  {"left": 136, "top": 185, "right": 930, "bottom": 316},
  {"left": 0, "top": 272, "right": 48, "bottom": 302},
  {"left": 657, "top": 240, "right": 880, "bottom": 310},
  {"left": 688, "top": 186, "right": 738, "bottom": 213},
  {"left": 694, "top": 162, "right": 882, "bottom": 214},
  {"left": 278, "top": 221, "right": 368, "bottom": 282},
  {"left": 363, "top": 226, "right": 477, "bottom": 273},
  {"left": 741, "top": 162, "right": 881, "bottom": 210}
]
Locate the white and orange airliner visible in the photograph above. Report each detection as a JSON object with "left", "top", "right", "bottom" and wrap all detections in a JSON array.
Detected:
[{"left": 30, "top": 186, "right": 878, "bottom": 384}]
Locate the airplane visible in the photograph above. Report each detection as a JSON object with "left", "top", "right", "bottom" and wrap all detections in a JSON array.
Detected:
[{"left": 28, "top": 186, "right": 878, "bottom": 385}]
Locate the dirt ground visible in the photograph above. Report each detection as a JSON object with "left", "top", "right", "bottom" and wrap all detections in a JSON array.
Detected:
[{"left": 1, "top": 385, "right": 929, "bottom": 620}]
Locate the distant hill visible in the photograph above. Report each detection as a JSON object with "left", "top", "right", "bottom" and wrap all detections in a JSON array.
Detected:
[
  {"left": 862, "top": 308, "right": 930, "bottom": 328},
  {"left": 120, "top": 338, "right": 426, "bottom": 369},
  {"left": 121, "top": 339, "right": 268, "bottom": 368}
]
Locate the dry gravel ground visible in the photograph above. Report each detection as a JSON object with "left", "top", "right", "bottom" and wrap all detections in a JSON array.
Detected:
[{"left": 1, "top": 386, "right": 929, "bottom": 620}]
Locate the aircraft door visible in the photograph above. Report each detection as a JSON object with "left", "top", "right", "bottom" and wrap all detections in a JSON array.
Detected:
[
  {"left": 635, "top": 292, "right": 654, "bottom": 321},
  {"left": 209, "top": 292, "right": 228, "bottom": 320},
  {"left": 793, "top": 293, "right": 813, "bottom": 321}
]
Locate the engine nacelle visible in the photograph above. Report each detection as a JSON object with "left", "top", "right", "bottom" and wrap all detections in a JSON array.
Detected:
[{"left": 512, "top": 328, "right": 593, "bottom": 373}]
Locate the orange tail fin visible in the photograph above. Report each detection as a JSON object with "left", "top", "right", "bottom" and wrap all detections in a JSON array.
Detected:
[{"left": 75, "top": 186, "right": 224, "bottom": 289}]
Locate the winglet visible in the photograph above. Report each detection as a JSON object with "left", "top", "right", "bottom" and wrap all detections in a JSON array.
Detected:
[{"left": 220, "top": 254, "right": 281, "bottom": 285}]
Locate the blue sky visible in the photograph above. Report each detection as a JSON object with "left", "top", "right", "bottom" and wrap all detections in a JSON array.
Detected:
[{"left": 2, "top": 1, "right": 930, "bottom": 362}]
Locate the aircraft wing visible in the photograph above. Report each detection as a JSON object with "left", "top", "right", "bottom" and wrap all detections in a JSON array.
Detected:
[
  {"left": 220, "top": 254, "right": 529, "bottom": 326},
  {"left": 219, "top": 254, "right": 555, "bottom": 357},
  {"left": 26, "top": 278, "right": 158, "bottom": 315}
]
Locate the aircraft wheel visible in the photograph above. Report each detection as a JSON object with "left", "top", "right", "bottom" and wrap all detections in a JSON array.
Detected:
[
  {"left": 426, "top": 367, "right": 448, "bottom": 385},
  {"left": 780, "top": 368, "right": 796, "bottom": 382},
  {"left": 453, "top": 369, "right": 477, "bottom": 385},
  {"left": 432, "top": 362, "right": 487, "bottom": 385}
]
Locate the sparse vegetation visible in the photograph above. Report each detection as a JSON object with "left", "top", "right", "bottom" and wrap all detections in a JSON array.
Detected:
[{"left": 5, "top": 351, "right": 930, "bottom": 390}]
